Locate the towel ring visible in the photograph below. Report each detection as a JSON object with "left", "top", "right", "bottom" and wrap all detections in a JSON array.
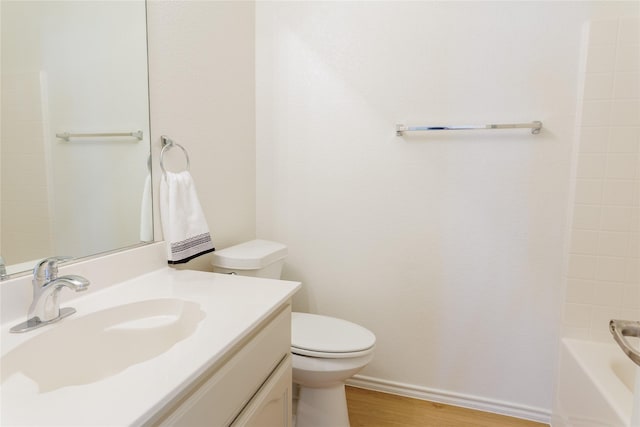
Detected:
[{"left": 160, "top": 135, "right": 190, "bottom": 174}]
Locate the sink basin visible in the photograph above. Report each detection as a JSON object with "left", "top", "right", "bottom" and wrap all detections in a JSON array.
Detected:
[{"left": 1, "top": 298, "right": 204, "bottom": 392}]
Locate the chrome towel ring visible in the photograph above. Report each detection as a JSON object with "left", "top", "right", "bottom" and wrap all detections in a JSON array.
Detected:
[{"left": 160, "top": 135, "right": 190, "bottom": 174}]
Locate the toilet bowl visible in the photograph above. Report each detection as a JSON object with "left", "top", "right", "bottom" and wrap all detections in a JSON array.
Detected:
[
  {"left": 211, "top": 240, "right": 376, "bottom": 427},
  {"left": 291, "top": 312, "right": 375, "bottom": 427}
]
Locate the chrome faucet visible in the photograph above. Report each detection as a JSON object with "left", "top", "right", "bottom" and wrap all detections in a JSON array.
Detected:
[{"left": 10, "top": 256, "right": 90, "bottom": 333}]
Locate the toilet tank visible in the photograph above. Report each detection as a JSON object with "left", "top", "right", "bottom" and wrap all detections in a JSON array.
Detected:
[{"left": 211, "top": 240, "right": 287, "bottom": 279}]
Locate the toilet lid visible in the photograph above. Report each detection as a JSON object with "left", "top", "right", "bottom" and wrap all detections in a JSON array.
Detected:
[{"left": 291, "top": 312, "right": 376, "bottom": 355}]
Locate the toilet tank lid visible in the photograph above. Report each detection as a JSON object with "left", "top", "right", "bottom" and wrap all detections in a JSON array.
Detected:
[{"left": 211, "top": 239, "right": 287, "bottom": 270}]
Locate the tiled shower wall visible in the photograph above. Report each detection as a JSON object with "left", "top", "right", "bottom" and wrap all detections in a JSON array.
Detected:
[
  {"left": 0, "top": 72, "right": 54, "bottom": 263},
  {"left": 564, "top": 19, "right": 640, "bottom": 342}
]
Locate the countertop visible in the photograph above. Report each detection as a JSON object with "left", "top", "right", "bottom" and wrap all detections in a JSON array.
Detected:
[{"left": 0, "top": 268, "right": 300, "bottom": 426}]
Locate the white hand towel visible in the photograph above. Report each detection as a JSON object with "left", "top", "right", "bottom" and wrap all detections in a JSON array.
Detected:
[
  {"left": 140, "top": 174, "right": 153, "bottom": 242},
  {"left": 160, "top": 171, "right": 215, "bottom": 264}
]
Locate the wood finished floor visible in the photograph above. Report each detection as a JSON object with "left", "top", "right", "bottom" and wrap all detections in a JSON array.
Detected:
[{"left": 345, "top": 386, "right": 549, "bottom": 427}]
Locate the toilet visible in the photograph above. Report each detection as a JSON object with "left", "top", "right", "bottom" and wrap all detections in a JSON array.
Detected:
[{"left": 211, "top": 240, "right": 375, "bottom": 427}]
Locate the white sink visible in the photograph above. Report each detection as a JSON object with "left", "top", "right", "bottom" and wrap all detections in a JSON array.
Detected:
[{"left": 1, "top": 298, "right": 204, "bottom": 392}]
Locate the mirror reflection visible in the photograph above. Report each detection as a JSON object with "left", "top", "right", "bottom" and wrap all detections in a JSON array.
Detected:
[{"left": 0, "top": 0, "right": 152, "bottom": 277}]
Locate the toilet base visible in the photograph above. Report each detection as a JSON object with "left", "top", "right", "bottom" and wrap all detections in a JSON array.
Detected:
[{"left": 295, "top": 383, "right": 350, "bottom": 427}]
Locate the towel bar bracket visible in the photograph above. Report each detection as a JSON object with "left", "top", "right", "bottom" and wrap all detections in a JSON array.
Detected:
[{"left": 160, "top": 135, "right": 190, "bottom": 174}]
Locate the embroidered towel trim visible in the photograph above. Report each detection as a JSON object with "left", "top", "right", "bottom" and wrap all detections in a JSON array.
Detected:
[{"left": 160, "top": 170, "right": 215, "bottom": 264}]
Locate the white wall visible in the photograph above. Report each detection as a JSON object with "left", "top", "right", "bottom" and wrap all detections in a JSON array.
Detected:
[
  {"left": 255, "top": 1, "right": 639, "bottom": 420},
  {"left": 563, "top": 18, "right": 640, "bottom": 342},
  {"left": 146, "top": 0, "right": 256, "bottom": 271}
]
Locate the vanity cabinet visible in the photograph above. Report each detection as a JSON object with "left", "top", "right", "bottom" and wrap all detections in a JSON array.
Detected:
[
  {"left": 232, "top": 355, "right": 291, "bottom": 426},
  {"left": 153, "top": 304, "right": 292, "bottom": 427}
]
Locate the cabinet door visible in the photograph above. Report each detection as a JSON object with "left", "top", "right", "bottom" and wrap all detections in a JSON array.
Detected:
[
  {"left": 154, "top": 307, "right": 291, "bottom": 427},
  {"left": 233, "top": 355, "right": 292, "bottom": 427}
]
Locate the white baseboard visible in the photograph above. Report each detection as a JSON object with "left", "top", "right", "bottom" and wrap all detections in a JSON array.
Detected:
[{"left": 346, "top": 375, "right": 551, "bottom": 425}]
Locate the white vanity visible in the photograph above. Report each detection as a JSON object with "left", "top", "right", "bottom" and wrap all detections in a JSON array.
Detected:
[{"left": 0, "top": 243, "right": 300, "bottom": 426}]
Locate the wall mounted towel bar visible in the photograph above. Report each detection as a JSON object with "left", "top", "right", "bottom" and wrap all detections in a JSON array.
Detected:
[
  {"left": 395, "top": 121, "right": 542, "bottom": 136},
  {"left": 56, "top": 130, "right": 143, "bottom": 141}
]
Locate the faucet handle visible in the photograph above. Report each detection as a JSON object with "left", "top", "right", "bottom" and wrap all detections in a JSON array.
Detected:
[{"left": 33, "top": 256, "right": 72, "bottom": 286}]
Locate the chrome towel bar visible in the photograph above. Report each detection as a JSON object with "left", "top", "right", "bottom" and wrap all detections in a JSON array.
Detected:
[
  {"left": 56, "top": 130, "right": 143, "bottom": 141},
  {"left": 396, "top": 121, "right": 542, "bottom": 136}
]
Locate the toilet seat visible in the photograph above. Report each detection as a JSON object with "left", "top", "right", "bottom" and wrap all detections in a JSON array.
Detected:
[
  {"left": 291, "top": 346, "right": 374, "bottom": 359},
  {"left": 291, "top": 312, "right": 376, "bottom": 359}
]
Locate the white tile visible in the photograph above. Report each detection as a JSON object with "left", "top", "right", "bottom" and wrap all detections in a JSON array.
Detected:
[
  {"left": 611, "top": 99, "right": 640, "bottom": 126},
  {"left": 1, "top": 178, "right": 48, "bottom": 202},
  {"left": 617, "top": 18, "right": 640, "bottom": 45},
  {"left": 2, "top": 152, "right": 48, "bottom": 182},
  {"left": 570, "top": 229, "right": 599, "bottom": 254},
  {"left": 572, "top": 204, "right": 601, "bottom": 229},
  {"left": 621, "top": 283, "right": 640, "bottom": 309},
  {"left": 608, "top": 127, "right": 639, "bottom": 153},
  {"left": 577, "top": 154, "right": 607, "bottom": 178},
  {"left": 629, "top": 232, "right": 639, "bottom": 258},
  {"left": 587, "top": 46, "right": 617, "bottom": 73},
  {"left": 598, "top": 231, "right": 630, "bottom": 257},
  {"left": 588, "top": 312, "right": 614, "bottom": 341},
  {"left": 3, "top": 99, "right": 43, "bottom": 123},
  {"left": 566, "top": 279, "right": 597, "bottom": 304},
  {"left": 632, "top": 207, "right": 640, "bottom": 231},
  {"left": 593, "top": 306, "right": 640, "bottom": 326},
  {"left": 2, "top": 201, "right": 52, "bottom": 224},
  {"left": 580, "top": 127, "right": 609, "bottom": 153},
  {"left": 574, "top": 179, "right": 603, "bottom": 204},
  {"left": 584, "top": 73, "right": 614, "bottom": 99},
  {"left": 590, "top": 306, "right": 632, "bottom": 341},
  {"left": 589, "top": 329, "right": 612, "bottom": 343},
  {"left": 1, "top": 127, "right": 45, "bottom": 155},
  {"left": 563, "top": 303, "right": 592, "bottom": 327},
  {"left": 1, "top": 74, "right": 44, "bottom": 123},
  {"left": 606, "top": 153, "right": 638, "bottom": 179},
  {"left": 625, "top": 257, "right": 639, "bottom": 284},
  {"left": 600, "top": 205, "right": 632, "bottom": 231},
  {"left": 602, "top": 180, "right": 635, "bottom": 205},
  {"left": 615, "top": 44, "right": 640, "bottom": 71},
  {"left": 574, "top": 179, "right": 603, "bottom": 205},
  {"left": 568, "top": 254, "right": 598, "bottom": 279},
  {"left": 613, "top": 72, "right": 640, "bottom": 99},
  {"left": 589, "top": 20, "right": 619, "bottom": 46},
  {"left": 596, "top": 256, "right": 628, "bottom": 282},
  {"left": 581, "top": 100, "right": 612, "bottom": 126},
  {"left": 594, "top": 282, "right": 624, "bottom": 306},
  {"left": 562, "top": 325, "right": 591, "bottom": 340}
]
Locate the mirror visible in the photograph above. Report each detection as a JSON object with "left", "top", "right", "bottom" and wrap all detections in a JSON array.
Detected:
[{"left": 0, "top": 0, "right": 152, "bottom": 277}]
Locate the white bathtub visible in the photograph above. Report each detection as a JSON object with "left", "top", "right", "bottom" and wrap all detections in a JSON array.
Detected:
[{"left": 553, "top": 338, "right": 639, "bottom": 427}]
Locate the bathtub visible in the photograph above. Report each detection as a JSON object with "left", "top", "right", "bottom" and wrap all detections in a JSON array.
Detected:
[{"left": 553, "top": 338, "right": 639, "bottom": 427}]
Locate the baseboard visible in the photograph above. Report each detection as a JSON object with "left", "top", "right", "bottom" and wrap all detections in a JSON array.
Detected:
[{"left": 346, "top": 375, "right": 551, "bottom": 425}]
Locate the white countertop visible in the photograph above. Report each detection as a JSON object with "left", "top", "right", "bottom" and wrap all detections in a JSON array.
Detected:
[{"left": 1, "top": 268, "right": 300, "bottom": 426}]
